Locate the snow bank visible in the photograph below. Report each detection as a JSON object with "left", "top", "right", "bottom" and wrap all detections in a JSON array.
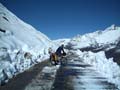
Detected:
[
  {"left": 0, "top": 3, "right": 55, "bottom": 85},
  {"left": 74, "top": 50, "right": 120, "bottom": 89},
  {"left": 0, "top": 47, "right": 51, "bottom": 85}
]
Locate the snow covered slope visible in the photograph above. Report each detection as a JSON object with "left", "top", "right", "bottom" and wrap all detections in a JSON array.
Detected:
[
  {"left": 0, "top": 3, "right": 53, "bottom": 51},
  {"left": 68, "top": 25, "right": 120, "bottom": 50},
  {"left": 0, "top": 3, "right": 54, "bottom": 85}
]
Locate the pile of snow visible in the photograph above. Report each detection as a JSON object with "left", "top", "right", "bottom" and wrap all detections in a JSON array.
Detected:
[
  {"left": 0, "top": 3, "right": 54, "bottom": 85},
  {"left": 73, "top": 50, "right": 120, "bottom": 89},
  {"left": 69, "top": 25, "right": 120, "bottom": 50}
]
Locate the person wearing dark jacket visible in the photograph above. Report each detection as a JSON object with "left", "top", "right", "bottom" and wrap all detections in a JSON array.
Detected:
[{"left": 56, "top": 44, "right": 66, "bottom": 57}]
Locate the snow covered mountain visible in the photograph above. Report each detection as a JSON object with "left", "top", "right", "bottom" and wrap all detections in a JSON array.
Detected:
[
  {"left": 0, "top": 3, "right": 53, "bottom": 51},
  {"left": 66, "top": 25, "right": 120, "bottom": 63},
  {"left": 68, "top": 25, "right": 120, "bottom": 50},
  {"left": 0, "top": 3, "right": 54, "bottom": 85}
]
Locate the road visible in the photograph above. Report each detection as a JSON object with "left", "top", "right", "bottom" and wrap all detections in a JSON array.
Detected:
[{"left": 0, "top": 54, "right": 119, "bottom": 90}]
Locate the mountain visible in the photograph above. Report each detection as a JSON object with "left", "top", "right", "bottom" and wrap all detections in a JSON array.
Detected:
[
  {"left": 66, "top": 25, "right": 120, "bottom": 64},
  {"left": 0, "top": 3, "right": 53, "bottom": 85},
  {"left": 68, "top": 25, "right": 120, "bottom": 50},
  {"left": 0, "top": 3, "right": 53, "bottom": 51}
]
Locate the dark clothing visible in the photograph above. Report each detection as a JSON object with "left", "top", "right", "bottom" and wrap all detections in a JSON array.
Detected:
[{"left": 56, "top": 46, "right": 65, "bottom": 57}]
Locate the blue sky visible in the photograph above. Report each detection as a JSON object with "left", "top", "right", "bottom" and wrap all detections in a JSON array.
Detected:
[{"left": 0, "top": 0, "right": 120, "bottom": 40}]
